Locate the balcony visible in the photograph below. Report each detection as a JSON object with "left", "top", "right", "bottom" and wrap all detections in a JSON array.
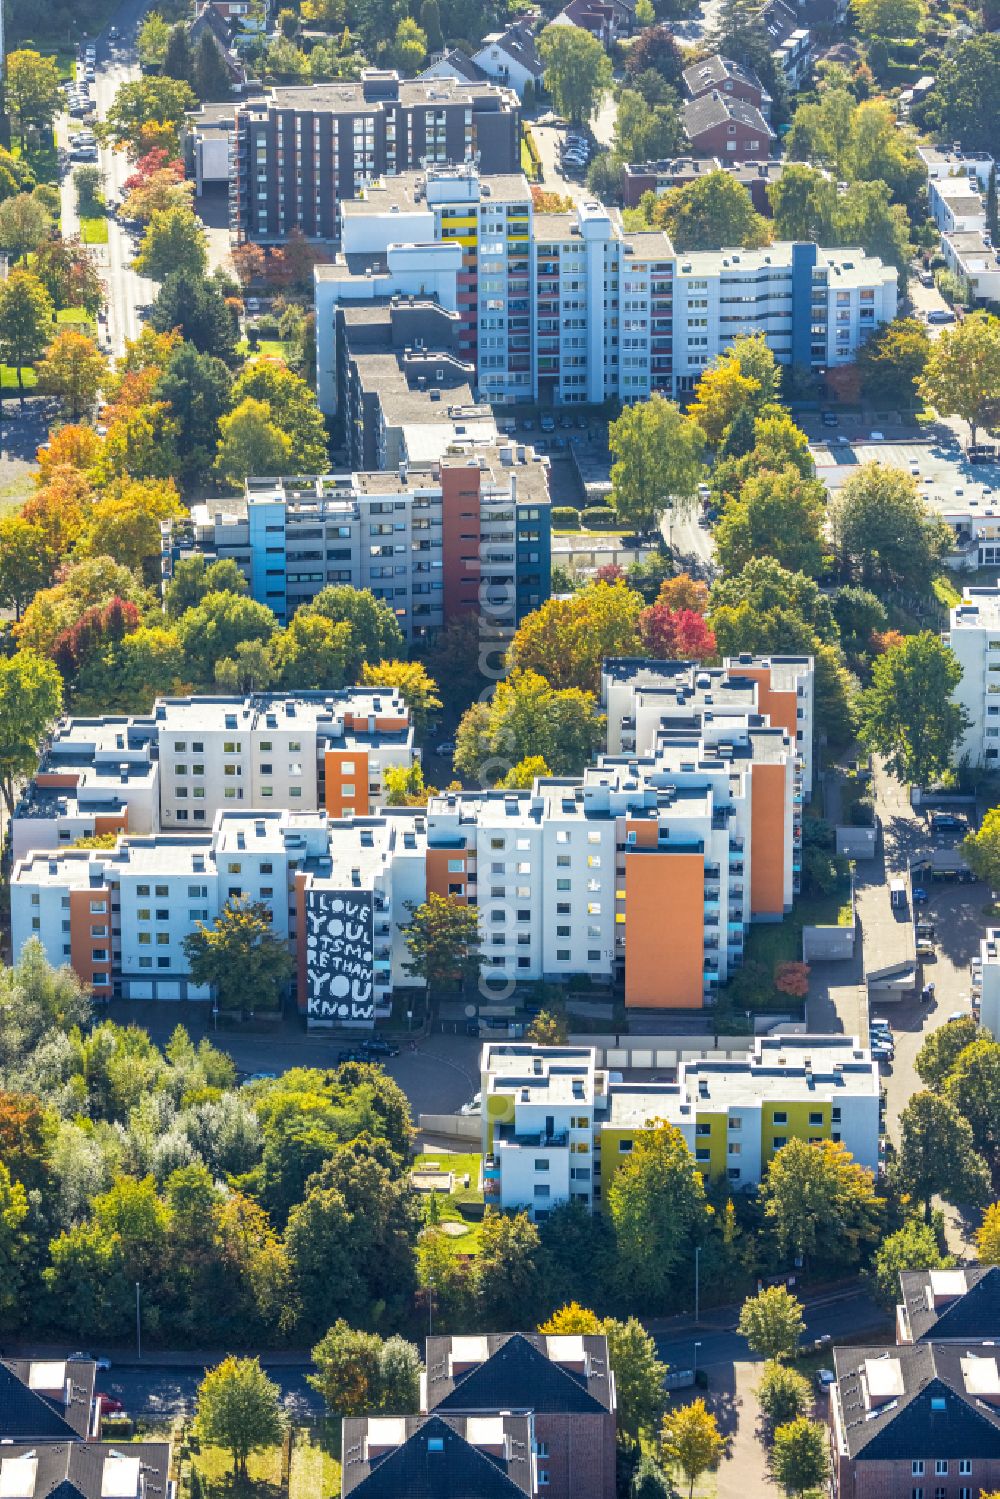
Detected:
[{"left": 495, "top": 1128, "right": 569, "bottom": 1148}]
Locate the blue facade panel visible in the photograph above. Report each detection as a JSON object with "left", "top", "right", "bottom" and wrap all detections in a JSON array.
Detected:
[{"left": 790, "top": 241, "right": 818, "bottom": 371}]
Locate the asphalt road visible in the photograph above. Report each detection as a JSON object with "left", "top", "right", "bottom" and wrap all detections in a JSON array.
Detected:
[
  {"left": 653, "top": 1288, "right": 889, "bottom": 1373},
  {"left": 95, "top": 1364, "right": 322, "bottom": 1419},
  {"left": 58, "top": 22, "right": 156, "bottom": 358}
]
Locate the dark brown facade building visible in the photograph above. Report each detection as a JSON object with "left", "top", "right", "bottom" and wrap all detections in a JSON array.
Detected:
[
  {"left": 422, "top": 1333, "right": 617, "bottom": 1499},
  {"left": 218, "top": 71, "right": 520, "bottom": 243},
  {"left": 681, "top": 93, "right": 775, "bottom": 160}
]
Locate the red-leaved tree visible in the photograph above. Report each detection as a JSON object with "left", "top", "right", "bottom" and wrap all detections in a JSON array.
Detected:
[
  {"left": 52, "top": 597, "right": 141, "bottom": 679},
  {"left": 774, "top": 961, "right": 811, "bottom": 998},
  {"left": 638, "top": 603, "right": 716, "bottom": 661}
]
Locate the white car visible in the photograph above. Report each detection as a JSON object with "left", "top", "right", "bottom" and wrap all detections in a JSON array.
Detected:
[
  {"left": 435, "top": 740, "right": 456, "bottom": 756},
  {"left": 459, "top": 1092, "right": 482, "bottom": 1117}
]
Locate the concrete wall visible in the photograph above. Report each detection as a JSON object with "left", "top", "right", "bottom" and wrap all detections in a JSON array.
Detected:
[
  {"left": 802, "top": 923, "right": 856, "bottom": 961},
  {"left": 417, "top": 1112, "right": 482, "bottom": 1142},
  {"left": 570, "top": 1031, "right": 800, "bottom": 1071},
  {"left": 836, "top": 826, "right": 876, "bottom": 859}
]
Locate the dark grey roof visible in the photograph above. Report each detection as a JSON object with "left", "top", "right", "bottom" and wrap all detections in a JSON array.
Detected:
[
  {"left": 425, "top": 1333, "right": 614, "bottom": 1415},
  {"left": 832, "top": 1344, "right": 1000, "bottom": 1461},
  {"left": 0, "top": 1442, "right": 171, "bottom": 1499},
  {"left": 682, "top": 53, "right": 765, "bottom": 98},
  {"left": 340, "top": 1414, "right": 533, "bottom": 1497},
  {"left": 761, "top": 0, "right": 800, "bottom": 42},
  {"left": 0, "top": 1363, "right": 91, "bottom": 1442},
  {"left": 478, "top": 24, "right": 544, "bottom": 78},
  {"left": 900, "top": 1266, "right": 1000, "bottom": 1342},
  {"left": 682, "top": 92, "right": 774, "bottom": 139},
  {"left": 421, "top": 49, "right": 489, "bottom": 84}
]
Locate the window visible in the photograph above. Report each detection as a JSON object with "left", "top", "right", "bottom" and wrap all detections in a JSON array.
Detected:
[
  {"left": 155, "top": 885, "right": 168, "bottom": 897},
  {"left": 935, "top": 1489, "right": 946, "bottom": 1499},
  {"left": 533, "top": 1184, "right": 550, "bottom": 1198},
  {"left": 728, "top": 1116, "right": 742, "bottom": 1130},
  {"left": 913, "top": 1463, "right": 925, "bottom": 1477},
  {"left": 90, "top": 900, "right": 107, "bottom": 914},
  {"left": 936, "top": 1464, "right": 949, "bottom": 1477},
  {"left": 959, "top": 1463, "right": 972, "bottom": 1477},
  {"left": 138, "top": 932, "right": 151, "bottom": 946},
  {"left": 137, "top": 884, "right": 150, "bottom": 897},
  {"left": 809, "top": 1111, "right": 824, "bottom": 1127},
  {"left": 913, "top": 1490, "right": 924, "bottom": 1499},
  {"left": 772, "top": 1111, "right": 788, "bottom": 1125},
  {"left": 728, "top": 1142, "right": 741, "bottom": 1156},
  {"left": 535, "top": 1158, "right": 549, "bottom": 1170},
  {"left": 539, "top": 1472, "right": 549, "bottom": 1488},
  {"left": 618, "top": 1139, "right": 633, "bottom": 1153},
  {"left": 537, "top": 1443, "right": 549, "bottom": 1460},
  {"left": 773, "top": 1136, "right": 787, "bottom": 1148}
]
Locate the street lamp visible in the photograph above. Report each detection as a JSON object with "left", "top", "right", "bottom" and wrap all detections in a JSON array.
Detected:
[
  {"left": 694, "top": 1245, "right": 701, "bottom": 1323},
  {"left": 135, "top": 1283, "right": 141, "bottom": 1361},
  {"left": 427, "top": 1276, "right": 434, "bottom": 1339},
  {"left": 694, "top": 1342, "right": 702, "bottom": 1379}
]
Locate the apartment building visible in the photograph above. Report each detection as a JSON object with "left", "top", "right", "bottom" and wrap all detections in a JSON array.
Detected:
[
  {"left": 423, "top": 1333, "right": 617, "bottom": 1499},
  {"left": 977, "top": 928, "right": 1000, "bottom": 1038},
  {"left": 185, "top": 72, "right": 520, "bottom": 241},
  {"left": 12, "top": 690, "right": 415, "bottom": 857},
  {"left": 683, "top": 55, "right": 772, "bottom": 117},
  {"left": 11, "top": 806, "right": 428, "bottom": 1018},
  {"left": 942, "top": 229, "right": 1000, "bottom": 303},
  {"left": 175, "top": 451, "right": 551, "bottom": 632},
  {"left": 601, "top": 653, "right": 815, "bottom": 796},
  {"left": 948, "top": 587, "right": 1000, "bottom": 766},
  {"left": 340, "top": 1414, "right": 537, "bottom": 1497},
  {"left": 314, "top": 164, "right": 897, "bottom": 411},
  {"left": 480, "top": 1036, "right": 880, "bottom": 1215},
  {"left": 897, "top": 1266, "right": 1000, "bottom": 1345},
  {"left": 620, "top": 156, "right": 784, "bottom": 213},
  {"left": 829, "top": 1342, "right": 1000, "bottom": 1499}
]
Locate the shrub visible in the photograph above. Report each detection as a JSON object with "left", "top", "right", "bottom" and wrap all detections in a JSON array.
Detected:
[
  {"left": 581, "top": 506, "right": 619, "bottom": 529},
  {"left": 552, "top": 505, "right": 581, "bottom": 528}
]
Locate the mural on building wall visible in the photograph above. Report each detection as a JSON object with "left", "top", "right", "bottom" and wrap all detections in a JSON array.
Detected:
[{"left": 305, "top": 888, "right": 375, "bottom": 1020}]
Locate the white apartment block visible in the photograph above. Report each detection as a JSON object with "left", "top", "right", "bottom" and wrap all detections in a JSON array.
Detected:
[
  {"left": 11, "top": 657, "right": 813, "bottom": 1022},
  {"left": 979, "top": 928, "right": 1000, "bottom": 1039},
  {"left": 917, "top": 144, "right": 995, "bottom": 191},
  {"left": 942, "top": 230, "right": 1000, "bottom": 303},
  {"left": 929, "top": 174, "right": 988, "bottom": 236},
  {"left": 314, "top": 164, "right": 897, "bottom": 413},
  {"left": 948, "top": 587, "right": 1000, "bottom": 767},
  {"left": 480, "top": 1036, "right": 880, "bottom": 1215},
  {"left": 12, "top": 690, "right": 415, "bottom": 859}
]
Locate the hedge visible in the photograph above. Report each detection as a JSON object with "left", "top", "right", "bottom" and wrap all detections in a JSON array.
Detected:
[
  {"left": 581, "top": 506, "right": 619, "bottom": 529},
  {"left": 552, "top": 506, "right": 581, "bottom": 527}
]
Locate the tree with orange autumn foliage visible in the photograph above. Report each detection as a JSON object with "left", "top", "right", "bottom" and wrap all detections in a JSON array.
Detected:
[
  {"left": 34, "top": 426, "right": 102, "bottom": 482},
  {"left": 656, "top": 572, "right": 709, "bottom": 615},
  {"left": 21, "top": 467, "right": 95, "bottom": 562}
]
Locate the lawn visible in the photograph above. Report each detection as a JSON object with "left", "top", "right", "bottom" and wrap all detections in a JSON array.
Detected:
[
  {"left": 0, "top": 474, "right": 37, "bottom": 514},
  {"left": 413, "top": 1150, "right": 484, "bottom": 1255},
  {"left": 189, "top": 1428, "right": 340, "bottom": 1499},
  {"left": 932, "top": 574, "right": 962, "bottom": 609},
  {"left": 57, "top": 306, "right": 95, "bottom": 325},
  {"left": 11, "top": 129, "right": 59, "bottom": 186},
  {"left": 255, "top": 339, "right": 297, "bottom": 361},
  {"left": 80, "top": 216, "right": 109, "bottom": 245},
  {"left": 0, "top": 365, "right": 37, "bottom": 391},
  {"left": 742, "top": 885, "right": 853, "bottom": 976}
]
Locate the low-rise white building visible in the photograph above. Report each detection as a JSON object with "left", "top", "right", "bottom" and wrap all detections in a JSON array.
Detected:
[
  {"left": 929, "top": 174, "right": 987, "bottom": 235},
  {"left": 481, "top": 1036, "right": 880, "bottom": 1215},
  {"left": 942, "top": 229, "right": 1000, "bottom": 303},
  {"left": 979, "top": 927, "right": 1000, "bottom": 1038},
  {"left": 949, "top": 587, "right": 1000, "bottom": 767}
]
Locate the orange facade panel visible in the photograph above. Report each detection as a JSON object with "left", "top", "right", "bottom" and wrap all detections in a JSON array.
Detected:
[
  {"left": 93, "top": 809, "right": 128, "bottom": 837},
  {"left": 69, "top": 886, "right": 112, "bottom": 994},
  {"left": 440, "top": 464, "right": 481, "bottom": 620},
  {"left": 324, "top": 748, "right": 370, "bottom": 818},
  {"left": 426, "top": 847, "right": 469, "bottom": 903},
  {"left": 35, "top": 772, "right": 81, "bottom": 789},
  {"left": 625, "top": 851, "right": 705, "bottom": 1009},
  {"left": 742, "top": 665, "right": 798, "bottom": 745},
  {"left": 750, "top": 761, "right": 787, "bottom": 917},
  {"left": 624, "top": 818, "right": 658, "bottom": 848}
]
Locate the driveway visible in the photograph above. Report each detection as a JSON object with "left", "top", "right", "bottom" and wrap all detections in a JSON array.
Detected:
[{"left": 530, "top": 120, "right": 595, "bottom": 205}]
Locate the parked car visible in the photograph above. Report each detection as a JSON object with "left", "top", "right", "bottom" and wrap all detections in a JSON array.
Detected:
[
  {"left": 97, "top": 1394, "right": 124, "bottom": 1414},
  {"left": 912, "top": 886, "right": 929, "bottom": 903},
  {"left": 241, "top": 1070, "right": 278, "bottom": 1085},
  {"left": 336, "top": 1048, "right": 367, "bottom": 1063},
  {"left": 540, "top": 414, "right": 556, "bottom": 431},
  {"left": 927, "top": 309, "right": 956, "bottom": 325},
  {"left": 930, "top": 812, "right": 965, "bottom": 832},
  {"left": 71, "top": 1353, "right": 111, "bottom": 1370},
  {"left": 916, "top": 938, "right": 936, "bottom": 958},
  {"left": 918, "top": 269, "right": 934, "bottom": 286},
  {"left": 815, "top": 1370, "right": 836, "bottom": 1392},
  {"left": 821, "top": 412, "right": 839, "bottom": 427},
  {"left": 362, "top": 1037, "right": 400, "bottom": 1058},
  {"left": 459, "top": 1091, "right": 482, "bottom": 1117}
]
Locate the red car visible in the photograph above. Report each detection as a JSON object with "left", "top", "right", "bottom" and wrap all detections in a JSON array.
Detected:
[{"left": 96, "top": 1394, "right": 124, "bottom": 1414}]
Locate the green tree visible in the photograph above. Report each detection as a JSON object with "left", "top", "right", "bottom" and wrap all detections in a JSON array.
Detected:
[
  {"left": 614, "top": 88, "right": 683, "bottom": 163},
  {"left": 978, "top": 1201, "right": 1000, "bottom": 1263},
  {"left": 155, "top": 342, "right": 233, "bottom": 489},
  {"left": 165, "top": 556, "right": 248, "bottom": 617},
  {"left": 5, "top": 50, "right": 62, "bottom": 134},
  {"left": 508, "top": 579, "right": 643, "bottom": 693},
  {"left": 756, "top": 1362, "right": 812, "bottom": 1427},
  {"left": 915, "top": 1014, "right": 980, "bottom": 1090},
  {"left": 526, "top": 1009, "right": 568, "bottom": 1044},
  {"left": 872, "top": 1219, "right": 952, "bottom": 1308},
  {"left": 358, "top": 660, "right": 441, "bottom": 737},
  {"left": 134, "top": 207, "right": 208, "bottom": 282},
  {"left": 652, "top": 170, "right": 770, "bottom": 251},
  {"left": 419, "top": 0, "right": 443, "bottom": 50},
  {"left": 31, "top": 237, "right": 103, "bottom": 316},
  {"left": 738, "top": 1287, "right": 805, "bottom": 1362},
  {"left": 919, "top": 311, "right": 1000, "bottom": 447},
  {"left": 760, "top": 1139, "right": 882, "bottom": 1268},
  {"left": 0, "top": 191, "right": 53, "bottom": 261},
  {"left": 857, "top": 317, "right": 930, "bottom": 408},
  {"left": 195, "top": 1357, "right": 284, "bottom": 1478},
  {"left": 101, "top": 76, "right": 198, "bottom": 153},
  {"left": 231, "top": 360, "right": 328, "bottom": 472},
  {"left": 389, "top": 17, "right": 427, "bottom": 70},
  {"left": 963, "top": 809, "right": 1000, "bottom": 889},
  {"left": 0, "top": 268, "right": 54, "bottom": 409},
  {"left": 785, "top": 91, "right": 921, "bottom": 205},
  {"left": 151, "top": 271, "right": 238, "bottom": 365},
  {"left": 852, "top": 0, "right": 923, "bottom": 36},
  {"left": 0, "top": 649, "right": 62, "bottom": 818},
  {"left": 920, "top": 35, "right": 1000, "bottom": 159},
  {"left": 771, "top": 1418, "right": 828, "bottom": 1497},
  {"left": 830, "top": 464, "right": 949, "bottom": 590},
  {"left": 401, "top": 894, "right": 480, "bottom": 1017},
  {"left": 944, "top": 1039, "right": 1000, "bottom": 1175},
  {"left": 661, "top": 1399, "right": 724, "bottom": 1499},
  {"left": 454, "top": 669, "right": 605, "bottom": 781},
  {"left": 183, "top": 898, "right": 294, "bottom": 1013},
  {"left": 267, "top": 614, "right": 351, "bottom": 692},
  {"left": 163, "top": 23, "right": 194, "bottom": 82},
  {"left": 857, "top": 632, "right": 965, "bottom": 788},
  {"left": 138, "top": 13, "right": 172, "bottom": 68},
  {"left": 832, "top": 586, "right": 887, "bottom": 660},
  {"left": 0, "top": 1160, "right": 29, "bottom": 1321},
  {"left": 607, "top": 1123, "right": 707, "bottom": 1309},
  {"left": 194, "top": 31, "right": 233, "bottom": 99},
  {"left": 896, "top": 1091, "right": 992, "bottom": 1221},
  {"left": 714, "top": 467, "right": 827, "bottom": 578},
  {"left": 632, "top": 1456, "right": 671, "bottom": 1499},
  {"left": 304, "top": 585, "right": 405, "bottom": 676},
  {"left": 175, "top": 590, "right": 276, "bottom": 682},
  {"left": 499, "top": 755, "right": 551, "bottom": 789},
  {"left": 35, "top": 329, "right": 107, "bottom": 420},
  {"left": 0, "top": 515, "right": 50, "bottom": 620},
  {"left": 475, "top": 1208, "right": 546, "bottom": 1328},
  {"left": 309, "top": 1322, "right": 421, "bottom": 1414},
  {"left": 538, "top": 24, "right": 613, "bottom": 123},
  {"left": 215, "top": 397, "right": 292, "bottom": 483},
  {"left": 603, "top": 1316, "right": 669, "bottom": 1440},
  {"left": 609, "top": 394, "right": 706, "bottom": 533}
]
